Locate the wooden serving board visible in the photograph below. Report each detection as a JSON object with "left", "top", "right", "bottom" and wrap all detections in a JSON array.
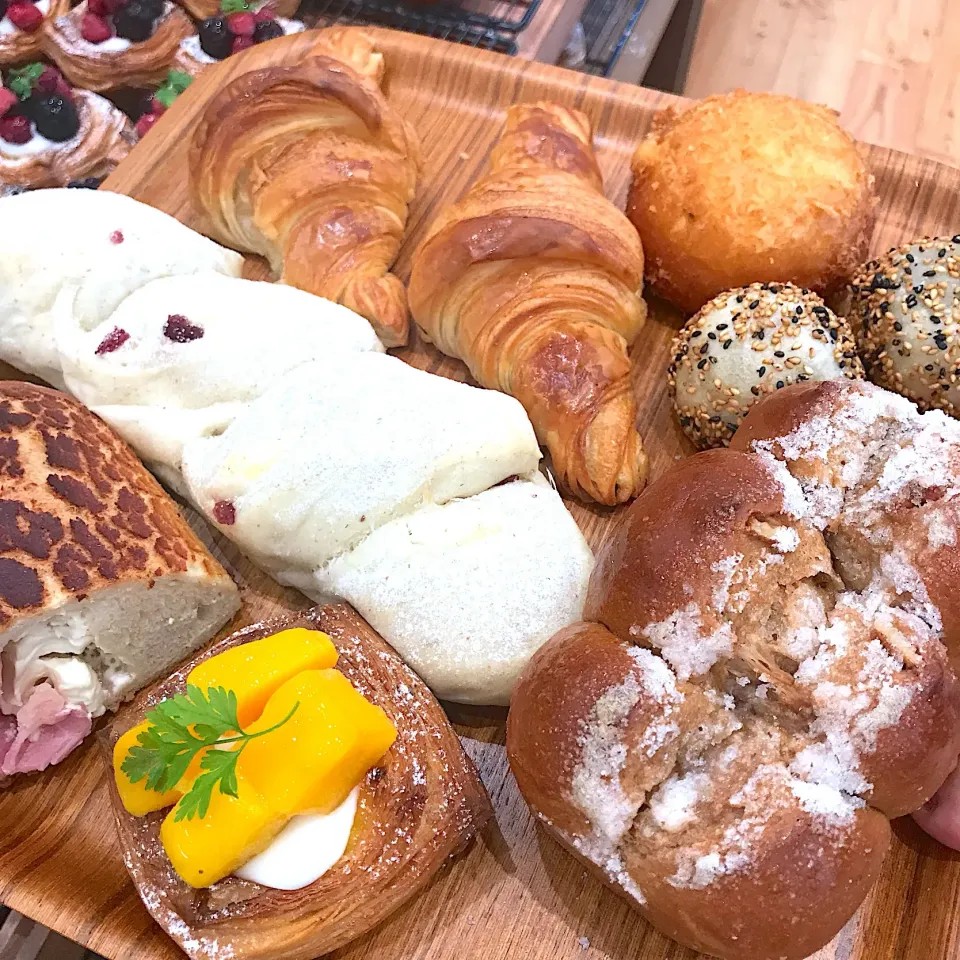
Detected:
[{"left": 3, "top": 26, "right": 960, "bottom": 960}]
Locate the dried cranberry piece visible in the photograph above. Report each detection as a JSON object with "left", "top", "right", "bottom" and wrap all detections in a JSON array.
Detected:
[
  {"left": 95, "top": 327, "right": 130, "bottom": 355},
  {"left": 213, "top": 500, "right": 236, "bottom": 525},
  {"left": 163, "top": 314, "right": 204, "bottom": 342}
]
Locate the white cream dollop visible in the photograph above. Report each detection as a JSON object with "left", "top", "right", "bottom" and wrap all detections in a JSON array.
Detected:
[{"left": 234, "top": 786, "right": 359, "bottom": 890}]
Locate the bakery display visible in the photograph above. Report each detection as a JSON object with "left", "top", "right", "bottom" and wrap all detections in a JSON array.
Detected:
[
  {"left": 42, "top": 0, "right": 194, "bottom": 92},
  {"left": 0, "top": 63, "right": 135, "bottom": 191},
  {"left": 628, "top": 90, "right": 877, "bottom": 314},
  {"left": 408, "top": 101, "right": 648, "bottom": 506},
  {"left": 0, "top": 187, "right": 243, "bottom": 387},
  {"left": 669, "top": 281, "right": 864, "bottom": 448},
  {"left": 845, "top": 237, "right": 960, "bottom": 416},
  {"left": 0, "top": 380, "right": 239, "bottom": 779},
  {"left": 189, "top": 29, "right": 421, "bottom": 348},
  {"left": 0, "top": 0, "right": 68, "bottom": 67},
  {"left": 174, "top": 1, "right": 304, "bottom": 79},
  {"left": 134, "top": 67, "right": 190, "bottom": 136},
  {"left": 104, "top": 606, "right": 492, "bottom": 959},
  {"left": 508, "top": 377, "right": 960, "bottom": 960}
]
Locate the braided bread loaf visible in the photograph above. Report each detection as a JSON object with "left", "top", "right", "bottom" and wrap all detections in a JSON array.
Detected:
[{"left": 508, "top": 379, "right": 960, "bottom": 960}]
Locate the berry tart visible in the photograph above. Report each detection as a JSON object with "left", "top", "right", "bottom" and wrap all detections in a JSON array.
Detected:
[
  {"left": 134, "top": 66, "right": 189, "bottom": 136},
  {"left": 0, "top": 62, "right": 134, "bottom": 192},
  {"left": 173, "top": 0, "right": 303, "bottom": 79},
  {"left": 41, "top": 0, "right": 193, "bottom": 92},
  {"left": 0, "top": 0, "right": 68, "bottom": 67}
]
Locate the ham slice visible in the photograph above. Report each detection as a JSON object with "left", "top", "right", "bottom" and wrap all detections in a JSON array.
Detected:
[{"left": 0, "top": 683, "right": 92, "bottom": 776}]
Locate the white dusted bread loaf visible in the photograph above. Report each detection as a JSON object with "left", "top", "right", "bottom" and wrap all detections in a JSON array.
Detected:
[
  {"left": 0, "top": 382, "right": 239, "bottom": 778},
  {"left": 0, "top": 189, "right": 243, "bottom": 387},
  {"left": 508, "top": 380, "right": 960, "bottom": 960},
  {"left": 181, "top": 354, "right": 543, "bottom": 580},
  {"left": 317, "top": 476, "right": 593, "bottom": 704}
]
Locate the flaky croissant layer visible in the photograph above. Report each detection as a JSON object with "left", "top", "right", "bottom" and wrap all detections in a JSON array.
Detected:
[{"left": 409, "top": 101, "right": 649, "bottom": 505}]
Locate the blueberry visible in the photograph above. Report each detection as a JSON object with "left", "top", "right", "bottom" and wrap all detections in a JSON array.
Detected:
[
  {"left": 113, "top": 0, "right": 157, "bottom": 41},
  {"left": 199, "top": 15, "right": 232, "bottom": 59},
  {"left": 33, "top": 94, "right": 79, "bottom": 142},
  {"left": 67, "top": 177, "right": 103, "bottom": 189},
  {"left": 253, "top": 18, "right": 283, "bottom": 42}
]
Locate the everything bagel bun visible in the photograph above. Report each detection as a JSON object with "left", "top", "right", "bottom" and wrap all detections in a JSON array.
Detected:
[
  {"left": 507, "top": 401, "right": 960, "bottom": 960},
  {"left": 628, "top": 91, "right": 876, "bottom": 314}
]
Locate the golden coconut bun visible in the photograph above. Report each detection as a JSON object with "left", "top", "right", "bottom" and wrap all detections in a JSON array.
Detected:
[{"left": 627, "top": 90, "right": 877, "bottom": 314}]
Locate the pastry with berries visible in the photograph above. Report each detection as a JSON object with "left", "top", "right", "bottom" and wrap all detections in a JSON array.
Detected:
[
  {"left": 134, "top": 66, "right": 189, "bottom": 137},
  {"left": 40, "top": 0, "right": 192, "bottom": 91},
  {"left": 173, "top": 0, "right": 303, "bottom": 78},
  {"left": 179, "top": 0, "right": 296, "bottom": 25},
  {"left": 0, "top": 62, "right": 134, "bottom": 192},
  {"left": 0, "top": 0, "right": 68, "bottom": 66}
]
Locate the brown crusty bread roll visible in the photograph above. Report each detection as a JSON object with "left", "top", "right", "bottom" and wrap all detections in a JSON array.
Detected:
[
  {"left": 507, "top": 385, "right": 960, "bottom": 960},
  {"left": 102, "top": 604, "right": 493, "bottom": 960},
  {"left": 0, "top": 382, "right": 239, "bottom": 779}
]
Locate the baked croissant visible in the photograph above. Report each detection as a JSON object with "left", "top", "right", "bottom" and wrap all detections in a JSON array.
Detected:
[
  {"left": 0, "top": 0, "right": 69, "bottom": 67},
  {"left": 0, "top": 90, "right": 135, "bottom": 190},
  {"left": 408, "top": 102, "right": 648, "bottom": 505},
  {"left": 190, "top": 28, "right": 421, "bottom": 348},
  {"left": 42, "top": 1, "right": 194, "bottom": 92}
]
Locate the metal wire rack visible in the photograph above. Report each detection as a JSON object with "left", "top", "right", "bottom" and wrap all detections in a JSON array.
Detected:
[
  {"left": 581, "top": 0, "right": 647, "bottom": 76},
  {"left": 305, "top": 0, "right": 542, "bottom": 55}
]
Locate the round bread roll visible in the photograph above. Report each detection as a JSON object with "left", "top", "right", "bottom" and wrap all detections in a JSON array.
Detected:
[
  {"left": 669, "top": 282, "right": 864, "bottom": 447},
  {"left": 507, "top": 384, "right": 960, "bottom": 960},
  {"left": 628, "top": 91, "right": 876, "bottom": 314},
  {"left": 845, "top": 238, "right": 960, "bottom": 415}
]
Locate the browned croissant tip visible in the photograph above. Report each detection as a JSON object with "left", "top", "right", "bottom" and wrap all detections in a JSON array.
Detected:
[{"left": 342, "top": 273, "right": 410, "bottom": 348}]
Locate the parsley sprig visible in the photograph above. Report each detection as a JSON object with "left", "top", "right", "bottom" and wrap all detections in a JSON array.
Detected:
[
  {"left": 8, "top": 63, "right": 44, "bottom": 101},
  {"left": 121, "top": 685, "right": 299, "bottom": 822}
]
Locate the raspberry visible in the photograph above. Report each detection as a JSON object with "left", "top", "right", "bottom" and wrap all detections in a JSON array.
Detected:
[
  {"left": 6, "top": 2, "right": 43, "bottom": 31},
  {"left": 231, "top": 33, "right": 253, "bottom": 53},
  {"left": 163, "top": 314, "right": 205, "bottom": 342},
  {"left": 226, "top": 10, "right": 254, "bottom": 35},
  {"left": 109, "top": 229, "right": 124, "bottom": 244},
  {"left": 86, "top": 0, "right": 110, "bottom": 15},
  {"left": 95, "top": 327, "right": 130, "bottom": 355},
  {"left": 135, "top": 113, "right": 157, "bottom": 137},
  {"left": 150, "top": 95, "right": 166, "bottom": 114},
  {"left": 80, "top": 12, "right": 113, "bottom": 42},
  {"left": 0, "top": 114, "right": 31, "bottom": 144},
  {"left": 0, "top": 88, "right": 17, "bottom": 119},
  {"left": 213, "top": 500, "right": 236, "bottom": 525},
  {"left": 253, "top": 4, "right": 274, "bottom": 20},
  {"left": 37, "top": 66, "right": 73, "bottom": 100}
]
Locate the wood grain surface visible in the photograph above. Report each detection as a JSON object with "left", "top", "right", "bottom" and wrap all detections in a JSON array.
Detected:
[
  {"left": 2, "top": 27, "right": 960, "bottom": 960},
  {"left": 686, "top": 0, "right": 960, "bottom": 169}
]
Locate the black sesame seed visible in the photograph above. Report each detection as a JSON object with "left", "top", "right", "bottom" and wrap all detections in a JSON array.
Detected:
[
  {"left": 751, "top": 385, "right": 760, "bottom": 396},
  {"left": 925, "top": 269, "right": 937, "bottom": 277},
  {"left": 757, "top": 366, "right": 767, "bottom": 377},
  {"left": 709, "top": 416, "right": 722, "bottom": 423},
  {"left": 829, "top": 328, "right": 839, "bottom": 341},
  {"left": 749, "top": 300, "right": 760, "bottom": 310},
  {"left": 801, "top": 288, "right": 809, "bottom": 295},
  {"left": 722, "top": 340, "right": 732, "bottom": 350},
  {"left": 776, "top": 380, "right": 784, "bottom": 389},
  {"left": 894, "top": 321, "right": 903, "bottom": 331},
  {"left": 708, "top": 332, "right": 717, "bottom": 340},
  {"left": 717, "top": 323, "right": 728, "bottom": 330},
  {"left": 906, "top": 295, "right": 918, "bottom": 308},
  {"left": 914, "top": 285, "right": 924, "bottom": 294},
  {"left": 699, "top": 343, "right": 709, "bottom": 354},
  {"left": 769, "top": 284, "right": 779, "bottom": 293},
  {"left": 939, "top": 248, "right": 947, "bottom": 257},
  {"left": 906, "top": 253, "right": 915, "bottom": 262},
  {"left": 736, "top": 295, "right": 745, "bottom": 303},
  {"left": 941, "top": 367, "right": 947, "bottom": 378},
  {"left": 925, "top": 364, "right": 935, "bottom": 371},
  {"left": 797, "top": 374, "right": 809, "bottom": 382},
  {"left": 697, "top": 359, "right": 707, "bottom": 369},
  {"left": 812, "top": 305, "right": 828, "bottom": 316},
  {"left": 795, "top": 305, "right": 803, "bottom": 315},
  {"left": 691, "top": 330, "right": 702, "bottom": 337},
  {"left": 774, "top": 350, "right": 785, "bottom": 358},
  {"left": 952, "top": 235, "right": 960, "bottom": 244},
  {"left": 709, "top": 356, "right": 718, "bottom": 364},
  {"left": 870, "top": 274, "right": 899, "bottom": 291}
]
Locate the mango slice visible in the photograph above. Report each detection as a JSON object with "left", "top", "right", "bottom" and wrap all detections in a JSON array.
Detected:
[
  {"left": 158, "top": 669, "right": 396, "bottom": 888},
  {"left": 187, "top": 627, "right": 339, "bottom": 727}
]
